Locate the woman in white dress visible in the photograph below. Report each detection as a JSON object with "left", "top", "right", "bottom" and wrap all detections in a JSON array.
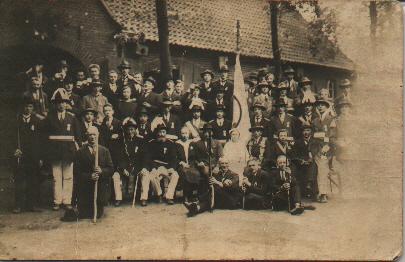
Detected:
[{"left": 223, "top": 128, "right": 249, "bottom": 185}]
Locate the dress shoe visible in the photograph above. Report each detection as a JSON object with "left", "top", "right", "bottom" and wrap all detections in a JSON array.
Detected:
[
  {"left": 167, "top": 199, "right": 174, "bottom": 205},
  {"left": 114, "top": 200, "right": 121, "bottom": 207},
  {"left": 318, "top": 194, "right": 328, "bottom": 203},
  {"left": 12, "top": 207, "right": 22, "bottom": 214},
  {"left": 140, "top": 200, "right": 147, "bottom": 206},
  {"left": 52, "top": 204, "right": 60, "bottom": 211},
  {"left": 64, "top": 204, "right": 73, "bottom": 210},
  {"left": 290, "top": 204, "right": 304, "bottom": 215}
]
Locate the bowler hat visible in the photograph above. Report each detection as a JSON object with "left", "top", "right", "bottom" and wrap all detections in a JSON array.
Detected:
[
  {"left": 144, "top": 76, "right": 156, "bottom": 86},
  {"left": 276, "top": 82, "right": 289, "bottom": 92},
  {"left": 300, "top": 76, "right": 312, "bottom": 85},
  {"left": 191, "top": 104, "right": 203, "bottom": 111},
  {"left": 118, "top": 60, "right": 131, "bottom": 70},
  {"left": 161, "top": 99, "right": 173, "bottom": 107},
  {"left": 251, "top": 102, "right": 266, "bottom": 111},
  {"left": 82, "top": 107, "right": 98, "bottom": 116},
  {"left": 249, "top": 125, "right": 265, "bottom": 132},
  {"left": 155, "top": 124, "right": 167, "bottom": 132},
  {"left": 274, "top": 99, "right": 288, "bottom": 108},
  {"left": 315, "top": 99, "right": 330, "bottom": 108},
  {"left": 138, "top": 107, "right": 149, "bottom": 115},
  {"left": 122, "top": 117, "right": 137, "bottom": 129},
  {"left": 200, "top": 69, "right": 214, "bottom": 78}
]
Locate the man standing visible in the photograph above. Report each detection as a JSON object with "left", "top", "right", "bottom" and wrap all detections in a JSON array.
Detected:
[
  {"left": 136, "top": 107, "right": 153, "bottom": 141},
  {"left": 63, "top": 82, "right": 82, "bottom": 116},
  {"left": 283, "top": 66, "right": 298, "bottom": 100},
  {"left": 241, "top": 158, "right": 271, "bottom": 210},
  {"left": 247, "top": 125, "right": 268, "bottom": 163},
  {"left": 12, "top": 97, "right": 43, "bottom": 213},
  {"left": 77, "top": 107, "right": 99, "bottom": 147},
  {"left": 75, "top": 126, "right": 113, "bottom": 219},
  {"left": 270, "top": 155, "right": 304, "bottom": 215},
  {"left": 250, "top": 102, "right": 270, "bottom": 137},
  {"left": 44, "top": 90, "right": 80, "bottom": 211},
  {"left": 209, "top": 105, "right": 232, "bottom": 145},
  {"left": 22, "top": 77, "right": 49, "bottom": 120},
  {"left": 138, "top": 76, "right": 162, "bottom": 118},
  {"left": 207, "top": 86, "right": 231, "bottom": 121},
  {"left": 335, "top": 78, "right": 352, "bottom": 105},
  {"left": 116, "top": 86, "right": 138, "bottom": 121},
  {"left": 212, "top": 65, "right": 234, "bottom": 121},
  {"left": 143, "top": 124, "right": 179, "bottom": 205},
  {"left": 151, "top": 100, "right": 182, "bottom": 140},
  {"left": 199, "top": 69, "right": 215, "bottom": 103},
  {"left": 117, "top": 60, "right": 138, "bottom": 97},
  {"left": 103, "top": 70, "right": 121, "bottom": 110},
  {"left": 263, "top": 129, "right": 295, "bottom": 171},
  {"left": 184, "top": 103, "right": 206, "bottom": 140},
  {"left": 269, "top": 100, "right": 297, "bottom": 139},
  {"left": 81, "top": 81, "right": 109, "bottom": 124}
]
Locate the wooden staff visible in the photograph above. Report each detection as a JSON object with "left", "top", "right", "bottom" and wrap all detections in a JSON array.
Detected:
[
  {"left": 207, "top": 132, "right": 215, "bottom": 211},
  {"left": 93, "top": 135, "right": 99, "bottom": 223},
  {"left": 131, "top": 171, "right": 141, "bottom": 208}
]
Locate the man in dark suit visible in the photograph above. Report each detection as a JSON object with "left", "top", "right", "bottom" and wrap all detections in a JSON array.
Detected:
[
  {"left": 269, "top": 100, "right": 298, "bottom": 139},
  {"left": 241, "top": 158, "right": 271, "bottom": 210},
  {"left": 151, "top": 100, "right": 182, "bottom": 140},
  {"left": 250, "top": 102, "right": 271, "bottom": 137},
  {"left": 74, "top": 126, "right": 113, "bottom": 220},
  {"left": 103, "top": 70, "right": 121, "bottom": 110},
  {"left": 137, "top": 77, "right": 162, "bottom": 118},
  {"left": 199, "top": 69, "right": 215, "bottom": 103},
  {"left": 247, "top": 125, "right": 268, "bottom": 163},
  {"left": 292, "top": 123, "right": 318, "bottom": 199},
  {"left": 22, "top": 77, "right": 49, "bottom": 120},
  {"left": 116, "top": 86, "right": 138, "bottom": 121},
  {"left": 63, "top": 81, "right": 82, "bottom": 117},
  {"left": 142, "top": 124, "right": 179, "bottom": 205},
  {"left": 12, "top": 97, "right": 43, "bottom": 213},
  {"left": 136, "top": 107, "right": 153, "bottom": 141},
  {"left": 207, "top": 86, "right": 232, "bottom": 121},
  {"left": 209, "top": 105, "right": 232, "bottom": 145},
  {"left": 297, "top": 101, "right": 316, "bottom": 132},
  {"left": 112, "top": 118, "right": 147, "bottom": 206},
  {"left": 269, "top": 155, "right": 304, "bottom": 215},
  {"left": 76, "top": 107, "right": 99, "bottom": 147},
  {"left": 99, "top": 104, "right": 121, "bottom": 164},
  {"left": 211, "top": 65, "right": 234, "bottom": 121},
  {"left": 44, "top": 89, "right": 80, "bottom": 211},
  {"left": 263, "top": 129, "right": 295, "bottom": 171}
]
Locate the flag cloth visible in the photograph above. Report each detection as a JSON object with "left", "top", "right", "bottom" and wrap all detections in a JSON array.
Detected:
[{"left": 232, "top": 52, "right": 251, "bottom": 144}]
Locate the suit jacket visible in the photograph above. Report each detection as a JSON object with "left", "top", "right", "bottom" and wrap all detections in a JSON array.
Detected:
[
  {"left": 66, "top": 92, "right": 82, "bottom": 116},
  {"left": 313, "top": 113, "right": 337, "bottom": 141},
  {"left": 159, "top": 113, "right": 182, "bottom": 139},
  {"left": 116, "top": 136, "right": 145, "bottom": 172},
  {"left": 16, "top": 113, "right": 43, "bottom": 165},
  {"left": 243, "top": 169, "right": 270, "bottom": 196},
  {"left": 292, "top": 137, "right": 318, "bottom": 163},
  {"left": 269, "top": 167, "right": 298, "bottom": 195},
  {"left": 137, "top": 92, "right": 162, "bottom": 117},
  {"left": 199, "top": 82, "right": 215, "bottom": 102},
  {"left": 188, "top": 139, "right": 223, "bottom": 167},
  {"left": 136, "top": 121, "right": 153, "bottom": 141},
  {"left": 263, "top": 140, "right": 294, "bottom": 170},
  {"left": 250, "top": 116, "right": 271, "bottom": 137},
  {"left": 144, "top": 139, "right": 178, "bottom": 169},
  {"left": 269, "top": 113, "right": 297, "bottom": 139},
  {"left": 247, "top": 136, "right": 268, "bottom": 161},
  {"left": 214, "top": 169, "right": 239, "bottom": 193},
  {"left": 22, "top": 90, "right": 49, "bottom": 118},
  {"left": 81, "top": 94, "right": 109, "bottom": 121},
  {"left": 160, "top": 90, "right": 183, "bottom": 114},
  {"left": 43, "top": 111, "right": 80, "bottom": 162},
  {"left": 76, "top": 121, "right": 101, "bottom": 146},
  {"left": 206, "top": 98, "right": 232, "bottom": 121},
  {"left": 74, "top": 144, "right": 113, "bottom": 209},
  {"left": 211, "top": 79, "right": 234, "bottom": 121},
  {"left": 116, "top": 99, "right": 138, "bottom": 120},
  {"left": 184, "top": 118, "right": 206, "bottom": 139},
  {"left": 99, "top": 117, "right": 121, "bottom": 161},
  {"left": 210, "top": 118, "right": 232, "bottom": 141},
  {"left": 102, "top": 83, "right": 121, "bottom": 109}
]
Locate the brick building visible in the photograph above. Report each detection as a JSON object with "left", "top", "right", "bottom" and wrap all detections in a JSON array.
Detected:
[{"left": 0, "top": 0, "right": 353, "bottom": 163}]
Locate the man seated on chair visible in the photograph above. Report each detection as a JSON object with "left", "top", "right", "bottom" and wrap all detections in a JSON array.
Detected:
[
  {"left": 74, "top": 126, "right": 113, "bottom": 220},
  {"left": 240, "top": 158, "right": 271, "bottom": 210},
  {"left": 142, "top": 124, "right": 179, "bottom": 206},
  {"left": 269, "top": 155, "right": 304, "bottom": 216},
  {"left": 112, "top": 118, "right": 148, "bottom": 207},
  {"left": 183, "top": 157, "right": 242, "bottom": 217}
]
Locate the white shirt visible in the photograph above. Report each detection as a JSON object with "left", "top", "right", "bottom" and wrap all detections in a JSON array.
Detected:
[{"left": 58, "top": 111, "right": 66, "bottom": 121}]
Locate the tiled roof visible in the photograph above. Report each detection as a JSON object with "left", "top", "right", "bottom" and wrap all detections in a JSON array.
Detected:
[{"left": 101, "top": 0, "right": 354, "bottom": 70}]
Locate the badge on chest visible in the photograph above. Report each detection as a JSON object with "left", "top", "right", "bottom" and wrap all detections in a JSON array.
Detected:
[
  {"left": 223, "top": 130, "right": 227, "bottom": 137},
  {"left": 67, "top": 123, "right": 71, "bottom": 131},
  {"left": 163, "top": 147, "right": 167, "bottom": 154},
  {"left": 31, "top": 125, "right": 35, "bottom": 131}
]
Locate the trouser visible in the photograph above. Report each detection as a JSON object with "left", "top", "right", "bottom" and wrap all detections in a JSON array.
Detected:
[
  {"left": 244, "top": 193, "right": 271, "bottom": 210},
  {"left": 112, "top": 171, "right": 136, "bottom": 201},
  {"left": 14, "top": 164, "right": 40, "bottom": 209},
  {"left": 296, "top": 162, "right": 317, "bottom": 197},
  {"left": 315, "top": 156, "right": 330, "bottom": 195},
  {"left": 148, "top": 166, "right": 179, "bottom": 200},
  {"left": 272, "top": 185, "right": 301, "bottom": 211},
  {"left": 52, "top": 160, "right": 73, "bottom": 205},
  {"left": 197, "top": 186, "right": 241, "bottom": 212}
]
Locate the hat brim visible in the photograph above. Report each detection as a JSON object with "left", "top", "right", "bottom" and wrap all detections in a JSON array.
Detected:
[
  {"left": 315, "top": 101, "right": 330, "bottom": 108},
  {"left": 249, "top": 127, "right": 265, "bottom": 132},
  {"left": 82, "top": 109, "right": 98, "bottom": 116},
  {"left": 200, "top": 72, "right": 214, "bottom": 78}
]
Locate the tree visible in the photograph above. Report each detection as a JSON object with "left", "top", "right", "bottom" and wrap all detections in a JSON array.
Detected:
[
  {"left": 155, "top": 0, "right": 172, "bottom": 82},
  {"left": 269, "top": 1, "right": 282, "bottom": 82}
]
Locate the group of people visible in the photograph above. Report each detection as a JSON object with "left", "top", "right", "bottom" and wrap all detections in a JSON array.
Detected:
[{"left": 12, "top": 58, "right": 353, "bottom": 220}]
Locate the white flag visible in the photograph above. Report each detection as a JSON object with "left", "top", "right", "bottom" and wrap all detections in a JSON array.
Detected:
[{"left": 232, "top": 52, "right": 251, "bottom": 144}]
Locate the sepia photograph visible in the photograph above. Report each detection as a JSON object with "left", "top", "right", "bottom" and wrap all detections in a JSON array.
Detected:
[{"left": 0, "top": 0, "right": 402, "bottom": 260}]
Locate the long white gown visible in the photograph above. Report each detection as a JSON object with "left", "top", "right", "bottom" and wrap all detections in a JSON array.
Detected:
[{"left": 223, "top": 140, "right": 249, "bottom": 185}]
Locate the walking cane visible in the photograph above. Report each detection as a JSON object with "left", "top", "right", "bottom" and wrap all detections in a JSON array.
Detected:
[
  {"left": 131, "top": 171, "right": 141, "bottom": 208},
  {"left": 93, "top": 136, "right": 99, "bottom": 223},
  {"left": 207, "top": 131, "right": 215, "bottom": 211}
]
